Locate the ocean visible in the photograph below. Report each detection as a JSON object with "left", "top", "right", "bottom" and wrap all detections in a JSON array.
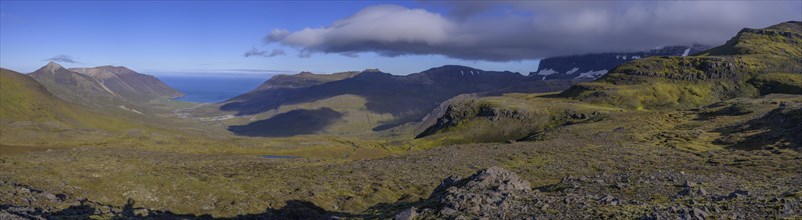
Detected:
[{"left": 156, "top": 75, "right": 269, "bottom": 103}]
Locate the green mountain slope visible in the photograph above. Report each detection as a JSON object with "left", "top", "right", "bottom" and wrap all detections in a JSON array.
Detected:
[
  {"left": 1, "top": 68, "right": 70, "bottom": 122},
  {"left": 0, "top": 68, "right": 141, "bottom": 146},
  {"left": 562, "top": 21, "right": 802, "bottom": 109}
]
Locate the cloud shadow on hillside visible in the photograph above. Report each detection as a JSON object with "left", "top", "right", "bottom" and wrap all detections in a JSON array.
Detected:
[
  {"left": 227, "top": 107, "right": 343, "bottom": 137},
  {"left": 712, "top": 107, "right": 801, "bottom": 150}
]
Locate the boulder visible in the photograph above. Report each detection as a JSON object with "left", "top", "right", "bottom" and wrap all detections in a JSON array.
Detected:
[{"left": 421, "top": 166, "right": 533, "bottom": 219}]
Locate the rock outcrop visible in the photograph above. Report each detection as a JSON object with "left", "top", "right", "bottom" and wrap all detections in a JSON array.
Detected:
[
  {"left": 413, "top": 166, "right": 533, "bottom": 219},
  {"left": 399, "top": 167, "right": 802, "bottom": 219},
  {"left": 416, "top": 100, "right": 532, "bottom": 138}
]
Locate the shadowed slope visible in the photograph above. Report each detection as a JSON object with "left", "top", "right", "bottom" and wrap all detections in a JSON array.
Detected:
[
  {"left": 220, "top": 66, "right": 575, "bottom": 132},
  {"left": 227, "top": 108, "right": 344, "bottom": 137}
]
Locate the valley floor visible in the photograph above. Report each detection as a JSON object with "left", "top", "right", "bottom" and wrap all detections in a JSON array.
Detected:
[{"left": 1, "top": 94, "right": 801, "bottom": 219}]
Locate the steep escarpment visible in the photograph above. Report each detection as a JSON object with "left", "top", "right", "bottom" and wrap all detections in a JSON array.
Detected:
[
  {"left": 531, "top": 44, "right": 710, "bottom": 80},
  {"left": 563, "top": 21, "right": 802, "bottom": 109}
]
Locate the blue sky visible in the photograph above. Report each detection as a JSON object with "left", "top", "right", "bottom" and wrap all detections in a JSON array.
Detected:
[
  {"left": 1, "top": 1, "right": 799, "bottom": 76},
  {"left": 0, "top": 1, "right": 537, "bottom": 75}
]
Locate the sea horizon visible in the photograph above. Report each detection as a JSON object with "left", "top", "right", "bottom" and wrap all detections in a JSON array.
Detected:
[{"left": 156, "top": 74, "right": 269, "bottom": 103}]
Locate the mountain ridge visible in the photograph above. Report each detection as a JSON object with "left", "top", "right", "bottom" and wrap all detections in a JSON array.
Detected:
[
  {"left": 29, "top": 62, "right": 183, "bottom": 107},
  {"left": 69, "top": 65, "right": 184, "bottom": 102},
  {"left": 218, "top": 65, "right": 576, "bottom": 136},
  {"left": 29, "top": 62, "right": 122, "bottom": 106}
]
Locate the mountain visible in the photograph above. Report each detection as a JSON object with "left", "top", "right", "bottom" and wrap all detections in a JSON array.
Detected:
[
  {"left": 28, "top": 62, "right": 122, "bottom": 107},
  {"left": 0, "top": 68, "right": 139, "bottom": 145},
  {"left": 411, "top": 21, "right": 802, "bottom": 144},
  {"left": 1, "top": 68, "right": 79, "bottom": 123},
  {"left": 530, "top": 44, "right": 710, "bottom": 80},
  {"left": 254, "top": 70, "right": 362, "bottom": 90},
  {"left": 562, "top": 21, "right": 802, "bottom": 109},
  {"left": 29, "top": 62, "right": 182, "bottom": 107},
  {"left": 220, "top": 65, "right": 579, "bottom": 136},
  {"left": 69, "top": 65, "right": 183, "bottom": 102}
]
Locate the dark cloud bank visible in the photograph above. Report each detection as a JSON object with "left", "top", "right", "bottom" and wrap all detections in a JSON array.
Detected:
[{"left": 262, "top": 1, "right": 801, "bottom": 61}]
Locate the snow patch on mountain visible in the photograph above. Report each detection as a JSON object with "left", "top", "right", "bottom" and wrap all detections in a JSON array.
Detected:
[
  {"left": 576, "top": 70, "right": 608, "bottom": 79},
  {"left": 536, "top": 69, "right": 557, "bottom": 76},
  {"left": 566, "top": 67, "right": 580, "bottom": 75}
]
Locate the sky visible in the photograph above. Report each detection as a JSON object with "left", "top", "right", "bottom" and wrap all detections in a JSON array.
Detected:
[{"left": 1, "top": 1, "right": 800, "bottom": 76}]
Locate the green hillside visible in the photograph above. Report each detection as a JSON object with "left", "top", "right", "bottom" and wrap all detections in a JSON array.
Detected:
[
  {"left": 562, "top": 21, "right": 802, "bottom": 109},
  {"left": 414, "top": 21, "right": 802, "bottom": 145},
  {"left": 0, "top": 68, "right": 140, "bottom": 146}
]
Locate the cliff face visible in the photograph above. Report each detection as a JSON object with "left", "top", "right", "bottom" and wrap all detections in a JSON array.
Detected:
[{"left": 531, "top": 44, "right": 710, "bottom": 80}]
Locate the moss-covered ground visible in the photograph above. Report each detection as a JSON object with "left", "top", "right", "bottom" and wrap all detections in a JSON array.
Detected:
[{"left": 2, "top": 92, "right": 800, "bottom": 218}]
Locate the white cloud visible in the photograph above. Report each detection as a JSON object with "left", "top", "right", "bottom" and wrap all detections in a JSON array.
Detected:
[
  {"left": 44, "top": 55, "right": 81, "bottom": 63},
  {"left": 244, "top": 48, "right": 286, "bottom": 57},
  {"left": 262, "top": 1, "right": 802, "bottom": 61}
]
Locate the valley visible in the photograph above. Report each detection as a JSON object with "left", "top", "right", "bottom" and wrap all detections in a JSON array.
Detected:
[{"left": 0, "top": 3, "right": 800, "bottom": 218}]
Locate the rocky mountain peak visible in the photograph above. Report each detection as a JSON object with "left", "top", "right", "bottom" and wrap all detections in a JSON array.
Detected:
[{"left": 42, "top": 61, "right": 64, "bottom": 73}]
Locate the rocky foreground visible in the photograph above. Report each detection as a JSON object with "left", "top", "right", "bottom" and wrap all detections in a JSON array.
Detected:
[
  {"left": 398, "top": 167, "right": 801, "bottom": 219},
  {"left": 2, "top": 165, "right": 800, "bottom": 219}
]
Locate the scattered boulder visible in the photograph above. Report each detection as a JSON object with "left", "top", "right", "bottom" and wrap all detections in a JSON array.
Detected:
[
  {"left": 418, "top": 166, "right": 533, "bottom": 219},
  {"left": 394, "top": 207, "right": 417, "bottom": 220},
  {"left": 598, "top": 195, "right": 620, "bottom": 206}
]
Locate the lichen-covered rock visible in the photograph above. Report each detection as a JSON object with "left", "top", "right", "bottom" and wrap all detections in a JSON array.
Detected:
[{"left": 420, "top": 166, "right": 533, "bottom": 219}]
